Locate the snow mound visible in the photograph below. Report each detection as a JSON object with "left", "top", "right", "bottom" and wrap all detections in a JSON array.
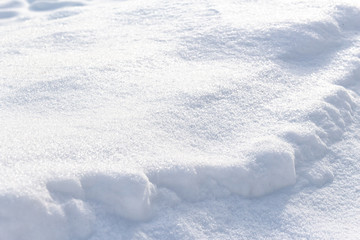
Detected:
[
  {"left": 1, "top": 0, "right": 360, "bottom": 238},
  {"left": 0, "top": 172, "right": 155, "bottom": 239},
  {"left": 147, "top": 138, "right": 296, "bottom": 201},
  {"left": 275, "top": 20, "right": 342, "bottom": 62},
  {"left": 47, "top": 172, "right": 156, "bottom": 221},
  {"left": 245, "top": 138, "right": 296, "bottom": 196},
  {"left": 80, "top": 172, "right": 155, "bottom": 221},
  {"left": 0, "top": 194, "right": 94, "bottom": 240}
]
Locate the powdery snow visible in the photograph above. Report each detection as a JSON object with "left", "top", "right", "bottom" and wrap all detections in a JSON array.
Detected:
[{"left": 0, "top": 0, "right": 360, "bottom": 239}]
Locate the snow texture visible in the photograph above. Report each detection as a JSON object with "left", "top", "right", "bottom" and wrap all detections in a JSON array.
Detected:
[{"left": 0, "top": 0, "right": 360, "bottom": 239}]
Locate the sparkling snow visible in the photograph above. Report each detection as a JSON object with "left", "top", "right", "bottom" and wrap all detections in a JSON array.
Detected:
[{"left": 0, "top": 0, "right": 360, "bottom": 239}]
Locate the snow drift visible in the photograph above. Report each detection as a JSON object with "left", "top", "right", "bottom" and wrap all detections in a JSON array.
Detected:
[{"left": 0, "top": 0, "right": 360, "bottom": 239}]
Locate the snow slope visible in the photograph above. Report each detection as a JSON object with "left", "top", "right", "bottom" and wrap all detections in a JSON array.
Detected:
[{"left": 0, "top": 0, "right": 360, "bottom": 239}]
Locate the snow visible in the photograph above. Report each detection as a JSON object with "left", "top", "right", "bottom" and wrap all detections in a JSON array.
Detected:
[{"left": 0, "top": 0, "right": 360, "bottom": 239}]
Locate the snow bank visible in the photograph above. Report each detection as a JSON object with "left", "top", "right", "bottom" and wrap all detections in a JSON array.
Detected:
[{"left": 1, "top": 0, "right": 360, "bottom": 239}]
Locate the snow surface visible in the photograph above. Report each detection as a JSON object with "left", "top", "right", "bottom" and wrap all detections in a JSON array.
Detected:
[{"left": 0, "top": 0, "right": 360, "bottom": 239}]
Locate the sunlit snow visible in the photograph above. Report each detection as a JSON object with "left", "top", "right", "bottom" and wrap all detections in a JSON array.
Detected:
[{"left": 0, "top": 0, "right": 360, "bottom": 239}]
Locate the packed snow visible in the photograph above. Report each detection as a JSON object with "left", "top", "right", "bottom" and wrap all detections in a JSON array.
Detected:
[{"left": 0, "top": 0, "right": 360, "bottom": 239}]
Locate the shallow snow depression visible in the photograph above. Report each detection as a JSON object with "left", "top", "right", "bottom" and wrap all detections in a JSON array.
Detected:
[{"left": 1, "top": 0, "right": 360, "bottom": 239}]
